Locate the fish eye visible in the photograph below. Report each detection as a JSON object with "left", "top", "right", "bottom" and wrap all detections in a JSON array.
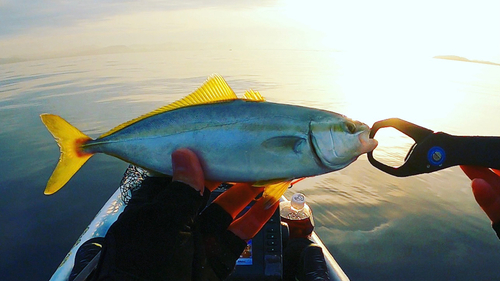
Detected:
[{"left": 344, "top": 121, "right": 357, "bottom": 134}]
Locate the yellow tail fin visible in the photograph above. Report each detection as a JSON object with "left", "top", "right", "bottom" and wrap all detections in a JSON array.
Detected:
[{"left": 40, "top": 114, "right": 93, "bottom": 195}]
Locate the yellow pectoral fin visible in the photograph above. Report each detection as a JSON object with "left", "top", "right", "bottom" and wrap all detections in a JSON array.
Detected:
[
  {"left": 261, "top": 181, "right": 292, "bottom": 209},
  {"left": 40, "top": 114, "right": 94, "bottom": 195}
]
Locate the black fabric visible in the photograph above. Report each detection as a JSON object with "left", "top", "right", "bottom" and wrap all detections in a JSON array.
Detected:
[
  {"left": 69, "top": 237, "right": 105, "bottom": 281},
  {"left": 283, "top": 238, "right": 330, "bottom": 281},
  {"left": 90, "top": 178, "right": 246, "bottom": 281},
  {"left": 198, "top": 204, "right": 247, "bottom": 279},
  {"left": 297, "top": 245, "right": 330, "bottom": 281},
  {"left": 493, "top": 221, "right": 500, "bottom": 240},
  {"left": 283, "top": 238, "right": 314, "bottom": 281}
]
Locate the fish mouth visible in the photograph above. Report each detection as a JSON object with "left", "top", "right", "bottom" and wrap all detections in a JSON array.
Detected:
[{"left": 358, "top": 130, "right": 378, "bottom": 154}]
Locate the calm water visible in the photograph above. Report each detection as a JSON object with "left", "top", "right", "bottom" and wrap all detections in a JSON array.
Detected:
[{"left": 1, "top": 50, "right": 500, "bottom": 280}]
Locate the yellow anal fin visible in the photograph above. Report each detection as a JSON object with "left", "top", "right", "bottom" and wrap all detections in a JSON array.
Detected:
[
  {"left": 40, "top": 114, "right": 94, "bottom": 195},
  {"left": 261, "top": 181, "right": 292, "bottom": 209},
  {"left": 244, "top": 89, "right": 265, "bottom": 102},
  {"left": 99, "top": 74, "right": 238, "bottom": 138}
]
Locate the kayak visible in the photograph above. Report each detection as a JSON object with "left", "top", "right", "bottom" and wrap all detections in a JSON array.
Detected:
[{"left": 49, "top": 165, "right": 350, "bottom": 281}]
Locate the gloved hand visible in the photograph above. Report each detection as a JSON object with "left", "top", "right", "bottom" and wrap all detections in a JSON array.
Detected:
[{"left": 92, "top": 148, "right": 279, "bottom": 281}]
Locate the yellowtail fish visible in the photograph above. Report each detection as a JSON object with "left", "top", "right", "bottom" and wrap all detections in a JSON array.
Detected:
[{"left": 41, "top": 74, "right": 377, "bottom": 204}]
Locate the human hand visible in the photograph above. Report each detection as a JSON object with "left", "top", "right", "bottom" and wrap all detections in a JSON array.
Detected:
[
  {"left": 173, "top": 148, "right": 279, "bottom": 279},
  {"left": 173, "top": 148, "right": 279, "bottom": 241},
  {"left": 460, "top": 165, "right": 500, "bottom": 224},
  {"left": 94, "top": 149, "right": 279, "bottom": 280},
  {"left": 171, "top": 148, "right": 205, "bottom": 194}
]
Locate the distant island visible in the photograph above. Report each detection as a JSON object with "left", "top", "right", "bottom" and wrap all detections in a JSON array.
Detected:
[{"left": 434, "top": 55, "right": 500, "bottom": 66}]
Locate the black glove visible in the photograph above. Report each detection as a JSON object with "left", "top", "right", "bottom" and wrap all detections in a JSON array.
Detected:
[{"left": 91, "top": 177, "right": 246, "bottom": 281}]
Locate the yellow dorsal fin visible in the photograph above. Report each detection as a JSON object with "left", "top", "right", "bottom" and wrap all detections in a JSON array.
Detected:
[
  {"left": 99, "top": 74, "right": 238, "bottom": 138},
  {"left": 244, "top": 89, "right": 265, "bottom": 102}
]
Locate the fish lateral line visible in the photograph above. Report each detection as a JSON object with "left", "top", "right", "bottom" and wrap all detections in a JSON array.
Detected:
[{"left": 90, "top": 119, "right": 244, "bottom": 145}]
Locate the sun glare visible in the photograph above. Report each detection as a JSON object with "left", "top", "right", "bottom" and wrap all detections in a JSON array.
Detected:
[
  {"left": 337, "top": 54, "right": 469, "bottom": 127},
  {"left": 279, "top": 0, "right": 500, "bottom": 61},
  {"left": 277, "top": 0, "right": 493, "bottom": 127}
]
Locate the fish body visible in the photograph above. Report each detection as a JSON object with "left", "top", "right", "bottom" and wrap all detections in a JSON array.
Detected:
[
  {"left": 41, "top": 75, "right": 377, "bottom": 202},
  {"left": 87, "top": 100, "right": 348, "bottom": 181}
]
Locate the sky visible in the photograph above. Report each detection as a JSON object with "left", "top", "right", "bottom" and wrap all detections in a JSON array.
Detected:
[{"left": 1, "top": 0, "right": 500, "bottom": 62}]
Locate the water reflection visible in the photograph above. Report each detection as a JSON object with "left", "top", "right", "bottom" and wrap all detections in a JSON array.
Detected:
[
  {"left": 370, "top": 127, "right": 416, "bottom": 167},
  {"left": 1, "top": 50, "right": 500, "bottom": 280}
]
